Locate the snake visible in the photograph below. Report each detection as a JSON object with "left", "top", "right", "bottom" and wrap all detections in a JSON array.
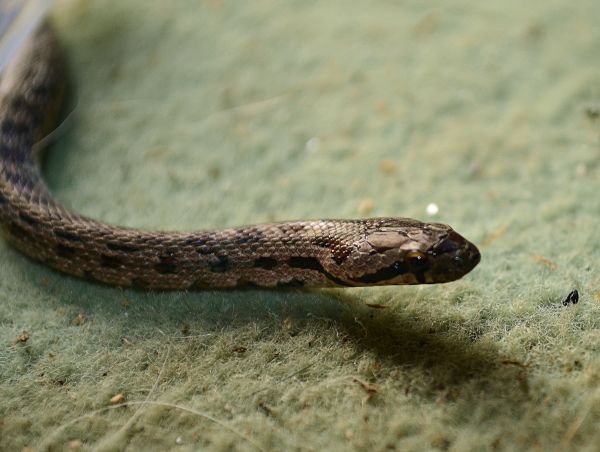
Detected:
[{"left": 0, "top": 22, "right": 480, "bottom": 290}]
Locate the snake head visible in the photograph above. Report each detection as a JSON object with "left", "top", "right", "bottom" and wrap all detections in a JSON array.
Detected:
[{"left": 332, "top": 219, "right": 480, "bottom": 286}]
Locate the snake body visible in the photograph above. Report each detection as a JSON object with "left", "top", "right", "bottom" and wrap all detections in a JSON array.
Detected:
[{"left": 0, "top": 23, "right": 480, "bottom": 290}]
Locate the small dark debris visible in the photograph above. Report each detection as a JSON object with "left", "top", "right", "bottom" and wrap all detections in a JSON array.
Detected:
[
  {"left": 584, "top": 105, "right": 600, "bottom": 120},
  {"left": 562, "top": 290, "right": 579, "bottom": 306},
  {"left": 208, "top": 165, "right": 221, "bottom": 179},
  {"left": 180, "top": 323, "right": 190, "bottom": 335}
]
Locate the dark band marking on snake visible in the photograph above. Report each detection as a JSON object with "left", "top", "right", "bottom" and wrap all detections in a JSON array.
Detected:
[{"left": 0, "top": 22, "right": 481, "bottom": 290}]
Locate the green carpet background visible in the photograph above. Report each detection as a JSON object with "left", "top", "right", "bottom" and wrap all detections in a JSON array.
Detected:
[{"left": 2, "top": 0, "right": 600, "bottom": 450}]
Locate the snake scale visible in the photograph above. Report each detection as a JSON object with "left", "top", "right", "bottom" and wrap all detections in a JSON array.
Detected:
[{"left": 0, "top": 23, "right": 480, "bottom": 290}]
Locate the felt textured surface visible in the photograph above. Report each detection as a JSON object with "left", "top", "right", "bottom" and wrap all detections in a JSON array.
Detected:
[{"left": 2, "top": 0, "right": 600, "bottom": 450}]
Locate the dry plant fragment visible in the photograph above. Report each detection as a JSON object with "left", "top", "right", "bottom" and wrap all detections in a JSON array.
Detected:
[
  {"left": 109, "top": 393, "right": 125, "bottom": 405},
  {"left": 352, "top": 377, "right": 381, "bottom": 394},
  {"left": 501, "top": 360, "right": 529, "bottom": 369},
  {"left": 366, "top": 303, "right": 388, "bottom": 309},
  {"left": 14, "top": 331, "right": 29, "bottom": 344}
]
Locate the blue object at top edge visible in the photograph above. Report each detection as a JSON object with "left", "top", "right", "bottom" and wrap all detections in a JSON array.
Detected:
[{"left": 0, "top": 0, "right": 52, "bottom": 74}]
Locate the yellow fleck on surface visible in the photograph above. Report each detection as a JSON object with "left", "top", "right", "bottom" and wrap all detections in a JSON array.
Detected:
[
  {"left": 358, "top": 198, "right": 375, "bottom": 216},
  {"left": 533, "top": 255, "right": 558, "bottom": 270},
  {"left": 68, "top": 439, "right": 83, "bottom": 450},
  {"left": 413, "top": 12, "right": 439, "bottom": 36},
  {"left": 378, "top": 159, "right": 397, "bottom": 174},
  {"left": 278, "top": 176, "right": 290, "bottom": 188},
  {"left": 482, "top": 225, "right": 508, "bottom": 247}
]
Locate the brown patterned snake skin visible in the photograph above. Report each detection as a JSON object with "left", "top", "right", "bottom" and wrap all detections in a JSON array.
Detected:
[{"left": 0, "top": 23, "right": 480, "bottom": 290}]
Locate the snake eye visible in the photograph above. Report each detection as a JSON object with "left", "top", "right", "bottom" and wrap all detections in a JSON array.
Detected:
[{"left": 406, "top": 251, "right": 427, "bottom": 268}]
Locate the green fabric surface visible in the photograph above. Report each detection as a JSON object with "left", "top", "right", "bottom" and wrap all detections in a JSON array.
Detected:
[{"left": 2, "top": 0, "right": 600, "bottom": 450}]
